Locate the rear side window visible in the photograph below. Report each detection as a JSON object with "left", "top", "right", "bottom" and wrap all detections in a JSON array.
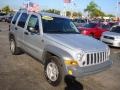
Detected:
[
  {"left": 17, "top": 13, "right": 29, "bottom": 28},
  {"left": 12, "top": 12, "right": 20, "bottom": 24}
]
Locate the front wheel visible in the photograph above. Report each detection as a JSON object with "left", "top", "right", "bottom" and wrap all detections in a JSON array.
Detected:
[{"left": 44, "top": 56, "right": 64, "bottom": 86}]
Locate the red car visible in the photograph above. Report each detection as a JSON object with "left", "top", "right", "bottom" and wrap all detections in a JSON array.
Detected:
[{"left": 77, "top": 23, "right": 109, "bottom": 39}]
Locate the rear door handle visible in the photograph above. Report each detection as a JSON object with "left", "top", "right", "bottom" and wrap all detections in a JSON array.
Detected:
[{"left": 24, "top": 32, "right": 29, "bottom": 35}]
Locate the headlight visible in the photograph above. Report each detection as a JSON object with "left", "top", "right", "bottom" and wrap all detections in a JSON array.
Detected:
[
  {"left": 76, "top": 52, "right": 84, "bottom": 61},
  {"left": 115, "top": 36, "right": 120, "bottom": 40}
]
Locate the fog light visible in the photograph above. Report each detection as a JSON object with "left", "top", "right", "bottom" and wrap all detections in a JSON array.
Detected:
[{"left": 68, "top": 70, "right": 73, "bottom": 75}]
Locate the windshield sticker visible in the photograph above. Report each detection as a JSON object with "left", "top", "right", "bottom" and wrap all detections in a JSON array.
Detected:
[{"left": 42, "top": 16, "right": 53, "bottom": 20}]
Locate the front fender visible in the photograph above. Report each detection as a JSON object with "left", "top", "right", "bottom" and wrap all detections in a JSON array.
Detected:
[
  {"left": 42, "top": 45, "right": 74, "bottom": 75},
  {"left": 43, "top": 45, "right": 73, "bottom": 62}
]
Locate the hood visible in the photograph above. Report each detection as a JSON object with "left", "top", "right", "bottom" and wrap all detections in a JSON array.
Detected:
[
  {"left": 78, "top": 27, "right": 93, "bottom": 30},
  {"left": 103, "top": 31, "right": 120, "bottom": 37},
  {"left": 46, "top": 34, "right": 108, "bottom": 52}
]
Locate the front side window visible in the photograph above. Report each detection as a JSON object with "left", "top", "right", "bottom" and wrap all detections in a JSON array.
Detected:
[
  {"left": 84, "top": 23, "right": 97, "bottom": 28},
  {"left": 42, "top": 16, "right": 79, "bottom": 34},
  {"left": 12, "top": 12, "right": 20, "bottom": 24},
  {"left": 18, "top": 13, "right": 29, "bottom": 28},
  {"left": 27, "top": 15, "right": 39, "bottom": 33}
]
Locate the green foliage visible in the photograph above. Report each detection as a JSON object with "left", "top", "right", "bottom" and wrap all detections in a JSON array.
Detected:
[
  {"left": 43, "top": 9, "right": 60, "bottom": 15},
  {"left": 84, "top": 1, "right": 105, "bottom": 17},
  {"left": 66, "top": 11, "right": 71, "bottom": 17},
  {"left": 2, "top": 5, "right": 11, "bottom": 14},
  {"left": 66, "top": 11, "right": 82, "bottom": 18},
  {"left": 77, "top": 12, "right": 82, "bottom": 17},
  {"left": 106, "top": 14, "right": 115, "bottom": 17}
]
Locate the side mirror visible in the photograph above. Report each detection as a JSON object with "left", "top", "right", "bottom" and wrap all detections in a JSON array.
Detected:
[
  {"left": 29, "top": 27, "right": 34, "bottom": 32},
  {"left": 28, "top": 27, "right": 38, "bottom": 33},
  {"left": 28, "top": 27, "right": 39, "bottom": 34}
]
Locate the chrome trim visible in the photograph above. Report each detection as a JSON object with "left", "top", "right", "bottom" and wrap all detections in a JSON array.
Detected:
[{"left": 80, "top": 51, "right": 109, "bottom": 67}]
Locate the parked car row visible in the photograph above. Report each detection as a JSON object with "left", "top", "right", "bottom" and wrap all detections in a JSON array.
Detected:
[
  {"left": 101, "top": 25, "right": 120, "bottom": 47},
  {"left": 72, "top": 18, "right": 120, "bottom": 47},
  {"left": 0, "top": 12, "right": 7, "bottom": 21},
  {"left": 0, "top": 12, "right": 14, "bottom": 23}
]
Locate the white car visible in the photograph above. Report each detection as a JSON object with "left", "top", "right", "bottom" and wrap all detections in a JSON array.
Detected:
[{"left": 101, "top": 25, "right": 120, "bottom": 47}]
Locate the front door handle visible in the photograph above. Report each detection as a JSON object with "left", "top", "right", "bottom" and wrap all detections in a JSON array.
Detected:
[
  {"left": 15, "top": 27, "right": 18, "bottom": 30},
  {"left": 24, "top": 32, "right": 29, "bottom": 35}
]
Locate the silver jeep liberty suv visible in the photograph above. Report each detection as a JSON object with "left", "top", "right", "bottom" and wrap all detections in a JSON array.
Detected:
[{"left": 9, "top": 10, "right": 112, "bottom": 86}]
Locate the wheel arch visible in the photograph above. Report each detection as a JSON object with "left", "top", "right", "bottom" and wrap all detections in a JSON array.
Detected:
[{"left": 42, "top": 45, "right": 73, "bottom": 68}]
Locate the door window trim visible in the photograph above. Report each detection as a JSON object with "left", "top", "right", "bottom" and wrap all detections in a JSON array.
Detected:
[{"left": 26, "top": 14, "right": 40, "bottom": 34}]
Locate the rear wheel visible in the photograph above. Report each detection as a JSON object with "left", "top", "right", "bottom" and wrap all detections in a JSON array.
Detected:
[
  {"left": 10, "top": 38, "right": 22, "bottom": 55},
  {"left": 44, "top": 56, "right": 64, "bottom": 86}
]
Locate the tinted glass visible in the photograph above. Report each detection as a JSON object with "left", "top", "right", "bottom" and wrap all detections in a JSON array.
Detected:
[
  {"left": 84, "top": 23, "right": 97, "bottom": 28},
  {"left": 0, "top": 13, "right": 6, "bottom": 16},
  {"left": 18, "top": 13, "right": 28, "bottom": 28},
  {"left": 27, "top": 15, "right": 39, "bottom": 32},
  {"left": 81, "top": 20, "right": 86, "bottom": 23},
  {"left": 42, "top": 16, "right": 79, "bottom": 34},
  {"left": 12, "top": 12, "right": 20, "bottom": 24},
  {"left": 101, "top": 24, "right": 110, "bottom": 30},
  {"left": 110, "top": 26, "right": 120, "bottom": 33}
]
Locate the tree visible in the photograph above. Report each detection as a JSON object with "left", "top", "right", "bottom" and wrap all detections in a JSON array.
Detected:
[
  {"left": 2, "top": 5, "right": 11, "bottom": 14},
  {"left": 84, "top": 1, "right": 105, "bottom": 18},
  {"left": 106, "top": 14, "right": 115, "bottom": 17},
  {"left": 77, "top": 12, "right": 82, "bottom": 17},
  {"left": 66, "top": 11, "right": 71, "bottom": 17},
  {"left": 43, "top": 9, "right": 60, "bottom": 15}
]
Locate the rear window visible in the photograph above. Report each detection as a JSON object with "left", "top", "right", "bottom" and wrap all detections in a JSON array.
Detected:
[
  {"left": 17, "top": 13, "right": 29, "bottom": 28},
  {"left": 84, "top": 23, "right": 97, "bottom": 28},
  {"left": 12, "top": 12, "right": 20, "bottom": 24}
]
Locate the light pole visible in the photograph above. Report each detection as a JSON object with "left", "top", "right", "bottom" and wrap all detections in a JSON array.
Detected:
[{"left": 116, "top": 0, "right": 119, "bottom": 19}]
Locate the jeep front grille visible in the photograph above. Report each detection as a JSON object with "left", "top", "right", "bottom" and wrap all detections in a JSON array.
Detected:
[{"left": 81, "top": 52, "right": 109, "bottom": 66}]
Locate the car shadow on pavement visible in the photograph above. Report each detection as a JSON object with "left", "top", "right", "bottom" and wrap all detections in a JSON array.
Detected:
[
  {"left": 64, "top": 75, "right": 83, "bottom": 90},
  {"left": 109, "top": 46, "right": 120, "bottom": 49}
]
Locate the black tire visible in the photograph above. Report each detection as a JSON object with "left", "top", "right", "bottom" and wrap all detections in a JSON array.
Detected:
[
  {"left": 89, "top": 33, "right": 94, "bottom": 38},
  {"left": 44, "top": 56, "right": 64, "bottom": 86},
  {"left": 9, "top": 38, "right": 22, "bottom": 55}
]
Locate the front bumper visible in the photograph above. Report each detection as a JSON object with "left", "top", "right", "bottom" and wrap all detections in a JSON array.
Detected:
[
  {"left": 101, "top": 38, "right": 120, "bottom": 47},
  {"left": 65, "top": 60, "right": 112, "bottom": 77}
]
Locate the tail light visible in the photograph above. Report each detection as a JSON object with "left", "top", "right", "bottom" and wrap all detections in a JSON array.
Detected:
[{"left": 81, "top": 30, "right": 87, "bottom": 34}]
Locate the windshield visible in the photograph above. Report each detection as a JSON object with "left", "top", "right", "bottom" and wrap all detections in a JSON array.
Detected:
[
  {"left": 42, "top": 16, "right": 79, "bottom": 34},
  {"left": 84, "top": 23, "right": 97, "bottom": 28},
  {"left": 110, "top": 26, "right": 120, "bottom": 33},
  {"left": 101, "top": 24, "right": 110, "bottom": 30}
]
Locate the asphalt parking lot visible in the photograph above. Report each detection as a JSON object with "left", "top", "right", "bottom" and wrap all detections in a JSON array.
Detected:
[{"left": 0, "top": 22, "right": 120, "bottom": 90}]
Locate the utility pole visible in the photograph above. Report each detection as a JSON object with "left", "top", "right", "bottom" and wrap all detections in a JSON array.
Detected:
[{"left": 116, "top": 0, "right": 119, "bottom": 19}]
